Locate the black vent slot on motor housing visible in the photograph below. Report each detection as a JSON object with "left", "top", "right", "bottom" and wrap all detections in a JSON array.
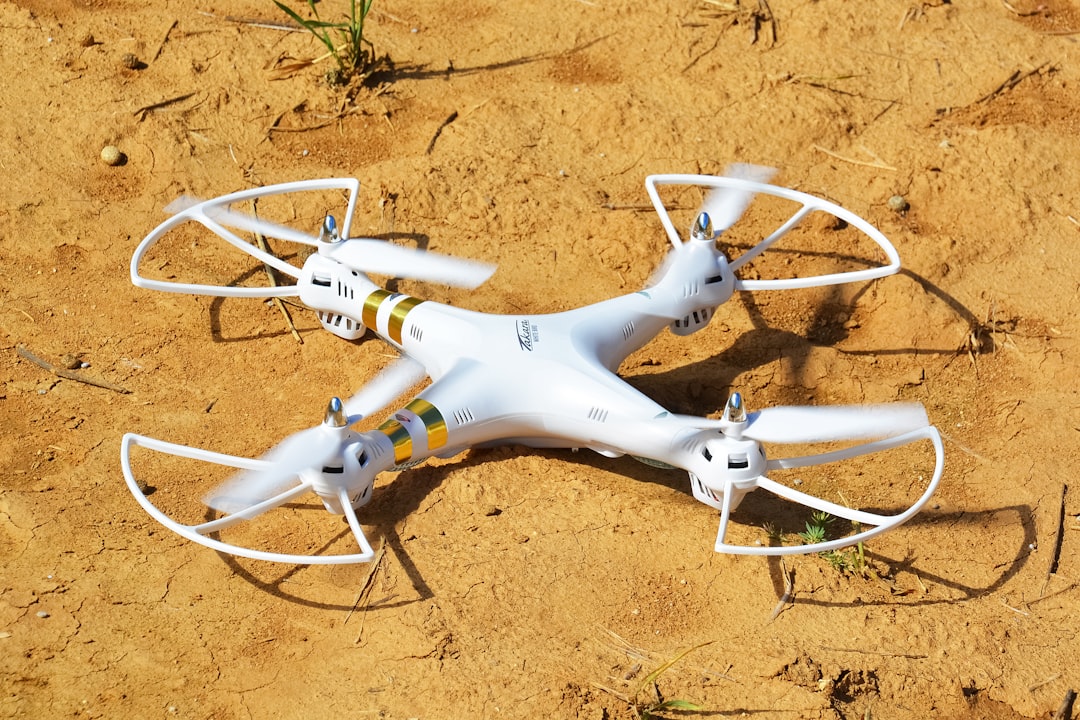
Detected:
[
  {"left": 312, "top": 275, "right": 332, "bottom": 287},
  {"left": 321, "top": 313, "right": 354, "bottom": 331},
  {"left": 336, "top": 280, "right": 354, "bottom": 299}
]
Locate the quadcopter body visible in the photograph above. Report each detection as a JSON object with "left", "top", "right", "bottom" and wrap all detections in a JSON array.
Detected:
[{"left": 122, "top": 168, "right": 944, "bottom": 564}]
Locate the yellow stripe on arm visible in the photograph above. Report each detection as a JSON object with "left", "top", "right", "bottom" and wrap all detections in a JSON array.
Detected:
[
  {"left": 362, "top": 289, "right": 393, "bottom": 330},
  {"left": 405, "top": 398, "right": 448, "bottom": 450},
  {"left": 377, "top": 419, "right": 413, "bottom": 464},
  {"left": 388, "top": 296, "right": 426, "bottom": 344}
]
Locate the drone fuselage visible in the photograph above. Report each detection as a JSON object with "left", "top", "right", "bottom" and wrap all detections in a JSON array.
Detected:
[
  {"left": 296, "top": 234, "right": 740, "bottom": 507},
  {"left": 121, "top": 173, "right": 946, "bottom": 564}
]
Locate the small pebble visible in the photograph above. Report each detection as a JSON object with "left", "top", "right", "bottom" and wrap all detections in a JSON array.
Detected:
[
  {"left": 60, "top": 353, "right": 82, "bottom": 370},
  {"left": 120, "top": 52, "right": 141, "bottom": 70},
  {"left": 100, "top": 145, "right": 124, "bottom": 166},
  {"left": 887, "top": 194, "right": 910, "bottom": 213},
  {"left": 36, "top": 611, "right": 49, "bottom": 619},
  {"left": 78, "top": 32, "right": 96, "bottom": 47}
]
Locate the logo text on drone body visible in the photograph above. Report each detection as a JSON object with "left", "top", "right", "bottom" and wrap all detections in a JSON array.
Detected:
[{"left": 517, "top": 319, "right": 540, "bottom": 351}]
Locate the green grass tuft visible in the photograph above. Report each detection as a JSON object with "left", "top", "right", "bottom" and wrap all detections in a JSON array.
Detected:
[{"left": 274, "top": 0, "right": 376, "bottom": 85}]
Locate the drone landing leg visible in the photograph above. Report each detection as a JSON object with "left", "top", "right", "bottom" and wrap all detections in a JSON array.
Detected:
[
  {"left": 339, "top": 487, "right": 376, "bottom": 562},
  {"left": 715, "top": 478, "right": 736, "bottom": 550}
]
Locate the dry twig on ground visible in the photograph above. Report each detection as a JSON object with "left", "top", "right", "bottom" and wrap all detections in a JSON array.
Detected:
[{"left": 16, "top": 345, "right": 131, "bottom": 394}]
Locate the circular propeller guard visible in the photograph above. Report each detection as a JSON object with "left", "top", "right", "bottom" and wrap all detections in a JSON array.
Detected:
[
  {"left": 120, "top": 433, "right": 377, "bottom": 564},
  {"left": 708, "top": 425, "right": 945, "bottom": 556},
  {"left": 644, "top": 171, "right": 901, "bottom": 291}
]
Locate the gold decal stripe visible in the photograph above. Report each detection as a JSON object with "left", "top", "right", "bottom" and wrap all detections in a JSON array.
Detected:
[
  {"left": 405, "top": 399, "right": 448, "bottom": 450},
  {"left": 362, "top": 289, "right": 393, "bottom": 330},
  {"left": 377, "top": 419, "right": 413, "bottom": 464},
  {"left": 388, "top": 296, "right": 426, "bottom": 344}
]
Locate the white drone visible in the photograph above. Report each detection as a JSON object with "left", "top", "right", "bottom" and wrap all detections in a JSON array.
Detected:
[{"left": 121, "top": 166, "right": 943, "bottom": 564}]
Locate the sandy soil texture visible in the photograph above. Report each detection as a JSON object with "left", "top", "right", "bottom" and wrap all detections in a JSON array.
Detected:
[{"left": 3, "top": 0, "right": 1080, "bottom": 718}]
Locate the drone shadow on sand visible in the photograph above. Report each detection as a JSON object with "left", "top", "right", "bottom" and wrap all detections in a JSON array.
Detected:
[
  {"left": 544, "top": 449, "right": 1036, "bottom": 610},
  {"left": 213, "top": 449, "right": 500, "bottom": 612},
  {"left": 626, "top": 263, "right": 994, "bottom": 419}
]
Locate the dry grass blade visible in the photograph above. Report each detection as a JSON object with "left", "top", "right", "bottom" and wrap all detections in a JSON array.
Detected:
[
  {"left": 769, "top": 558, "right": 795, "bottom": 622},
  {"left": 249, "top": 200, "right": 303, "bottom": 343},
  {"left": 347, "top": 542, "right": 387, "bottom": 628},
  {"left": 633, "top": 641, "right": 713, "bottom": 719},
  {"left": 637, "top": 641, "right": 713, "bottom": 690},
  {"left": 813, "top": 144, "right": 897, "bottom": 171}
]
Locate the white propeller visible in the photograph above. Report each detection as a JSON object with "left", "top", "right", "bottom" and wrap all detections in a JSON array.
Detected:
[
  {"left": 685, "top": 395, "right": 930, "bottom": 445},
  {"left": 165, "top": 196, "right": 321, "bottom": 246},
  {"left": 204, "top": 356, "right": 426, "bottom": 513},
  {"left": 342, "top": 355, "right": 427, "bottom": 418},
  {"left": 204, "top": 424, "right": 342, "bottom": 513},
  {"left": 699, "top": 163, "right": 777, "bottom": 235},
  {"left": 321, "top": 239, "right": 496, "bottom": 289},
  {"left": 740, "top": 402, "right": 930, "bottom": 444},
  {"left": 167, "top": 196, "right": 496, "bottom": 288}
]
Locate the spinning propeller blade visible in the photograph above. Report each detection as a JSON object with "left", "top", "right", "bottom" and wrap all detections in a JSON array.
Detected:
[
  {"left": 204, "top": 425, "right": 340, "bottom": 513},
  {"left": 322, "top": 240, "right": 496, "bottom": 289},
  {"left": 165, "top": 196, "right": 321, "bottom": 246},
  {"left": 699, "top": 164, "right": 777, "bottom": 234},
  {"left": 204, "top": 356, "right": 427, "bottom": 513},
  {"left": 343, "top": 355, "right": 427, "bottom": 419},
  {"left": 168, "top": 196, "right": 494, "bottom": 287},
  {"left": 741, "top": 402, "right": 929, "bottom": 445}
]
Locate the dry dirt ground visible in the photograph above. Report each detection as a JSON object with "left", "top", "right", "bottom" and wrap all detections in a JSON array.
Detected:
[{"left": 3, "top": 0, "right": 1080, "bottom": 718}]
